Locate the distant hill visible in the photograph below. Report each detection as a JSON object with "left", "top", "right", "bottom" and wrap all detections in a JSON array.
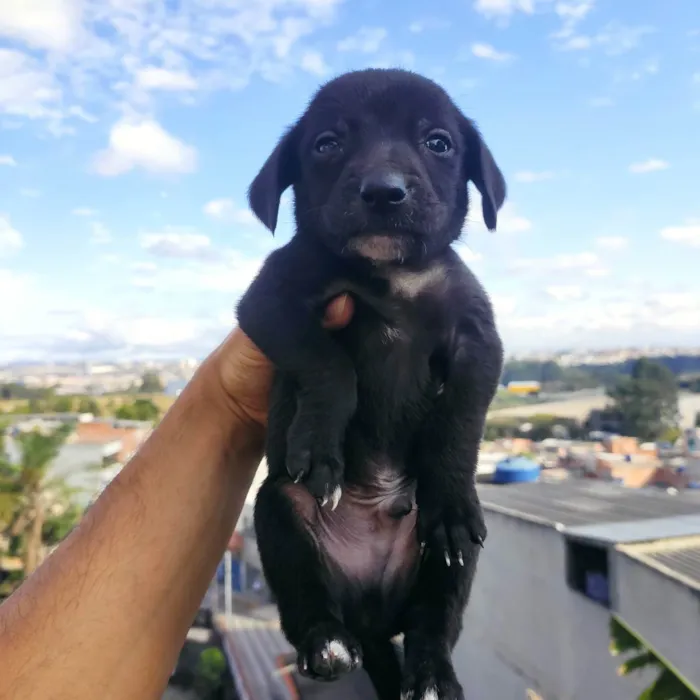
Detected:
[{"left": 502, "top": 354, "right": 700, "bottom": 391}]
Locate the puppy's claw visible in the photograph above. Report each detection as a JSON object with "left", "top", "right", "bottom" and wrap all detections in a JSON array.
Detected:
[
  {"left": 293, "top": 472, "right": 303, "bottom": 484},
  {"left": 444, "top": 550, "right": 451, "bottom": 567},
  {"left": 457, "top": 550, "right": 464, "bottom": 567},
  {"left": 330, "top": 485, "right": 342, "bottom": 511}
]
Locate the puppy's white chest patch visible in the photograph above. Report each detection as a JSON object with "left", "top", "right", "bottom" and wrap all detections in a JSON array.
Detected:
[{"left": 386, "top": 263, "right": 446, "bottom": 300}]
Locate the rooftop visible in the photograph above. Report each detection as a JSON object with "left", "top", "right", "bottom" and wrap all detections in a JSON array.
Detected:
[
  {"left": 619, "top": 536, "right": 700, "bottom": 592},
  {"left": 478, "top": 480, "right": 700, "bottom": 531}
]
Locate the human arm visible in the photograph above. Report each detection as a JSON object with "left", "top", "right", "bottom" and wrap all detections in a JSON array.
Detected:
[{"left": 0, "top": 296, "right": 353, "bottom": 700}]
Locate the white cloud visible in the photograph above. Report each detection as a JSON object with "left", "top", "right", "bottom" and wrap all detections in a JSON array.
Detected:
[
  {"left": 473, "top": 0, "right": 535, "bottom": 18},
  {"left": 455, "top": 244, "right": 483, "bottom": 264},
  {"left": 471, "top": 43, "right": 514, "bottom": 62},
  {"left": 93, "top": 118, "right": 197, "bottom": 176},
  {"left": 408, "top": 19, "right": 450, "bottom": 33},
  {"left": 203, "top": 198, "right": 258, "bottom": 226},
  {"left": 595, "top": 22, "right": 655, "bottom": 55},
  {"left": 300, "top": 50, "right": 329, "bottom": 76},
  {"left": 0, "top": 0, "right": 82, "bottom": 52},
  {"left": 553, "top": 16, "right": 655, "bottom": 55},
  {"left": 135, "top": 67, "right": 198, "bottom": 92},
  {"left": 0, "top": 154, "right": 16, "bottom": 166},
  {"left": 588, "top": 96, "right": 614, "bottom": 108},
  {"left": 628, "top": 158, "right": 669, "bottom": 174},
  {"left": 0, "top": 48, "right": 62, "bottom": 120},
  {"left": 337, "top": 27, "right": 387, "bottom": 53},
  {"left": 0, "top": 0, "right": 347, "bottom": 133},
  {"left": 546, "top": 284, "right": 584, "bottom": 302},
  {"left": 465, "top": 194, "right": 532, "bottom": 235},
  {"left": 72, "top": 207, "right": 97, "bottom": 217},
  {"left": 660, "top": 221, "right": 700, "bottom": 248},
  {"left": 559, "top": 35, "right": 592, "bottom": 50},
  {"left": 141, "top": 229, "right": 214, "bottom": 260},
  {"left": 0, "top": 215, "right": 23, "bottom": 256},
  {"left": 595, "top": 236, "right": 628, "bottom": 251},
  {"left": 514, "top": 170, "right": 555, "bottom": 183},
  {"left": 511, "top": 251, "right": 600, "bottom": 272},
  {"left": 89, "top": 221, "right": 112, "bottom": 244}
]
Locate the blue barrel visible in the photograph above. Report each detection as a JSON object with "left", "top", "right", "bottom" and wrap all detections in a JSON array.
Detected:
[{"left": 492, "top": 456, "right": 541, "bottom": 484}]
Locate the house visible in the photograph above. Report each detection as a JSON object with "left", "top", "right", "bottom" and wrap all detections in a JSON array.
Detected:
[{"left": 454, "top": 480, "right": 700, "bottom": 699}]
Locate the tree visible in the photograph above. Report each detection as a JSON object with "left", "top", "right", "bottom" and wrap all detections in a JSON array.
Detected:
[
  {"left": 115, "top": 398, "right": 160, "bottom": 422},
  {"left": 695, "top": 412, "right": 700, "bottom": 429},
  {"left": 607, "top": 359, "right": 679, "bottom": 442},
  {"left": 610, "top": 617, "right": 698, "bottom": 700},
  {"left": 139, "top": 371, "right": 164, "bottom": 394},
  {"left": 77, "top": 397, "right": 102, "bottom": 416},
  {"left": 0, "top": 423, "right": 98, "bottom": 577},
  {"left": 51, "top": 396, "right": 74, "bottom": 413}
]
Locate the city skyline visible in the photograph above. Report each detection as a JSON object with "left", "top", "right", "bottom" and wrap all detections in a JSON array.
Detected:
[{"left": 1, "top": 0, "right": 699, "bottom": 363}]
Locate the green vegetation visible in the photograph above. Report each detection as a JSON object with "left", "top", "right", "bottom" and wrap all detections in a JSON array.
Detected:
[
  {"left": 139, "top": 371, "right": 164, "bottom": 394},
  {"left": 610, "top": 616, "right": 699, "bottom": 700},
  {"left": 0, "top": 392, "right": 174, "bottom": 418},
  {"left": 115, "top": 398, "right": 161, "bottom": 422},
  {"left": 502, "top": 353, "right": 700, "bottom": 393},
  {"left": 194, "top": 647, "right": 227, "bottom": 698},
  {"left": 0, "top": 423, "right": 89, "bottom": 579},
  {"left": 608, "top": 359, "right": 680, "bottom": 442},
  {"left": 485, "top": 414, "right": 584, "bottom": 441}
]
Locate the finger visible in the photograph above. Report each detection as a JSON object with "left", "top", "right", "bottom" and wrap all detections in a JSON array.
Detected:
[{"left": 322, "top": 294, "right": 354, "bottom": 329}]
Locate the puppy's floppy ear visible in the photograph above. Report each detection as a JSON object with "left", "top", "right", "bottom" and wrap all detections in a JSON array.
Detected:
[
  {"left": 460, "top": 118, "right": 506, "bottom": 232},
  {"left": 247, "top": 124, "right": 300, "bottom": 234}
]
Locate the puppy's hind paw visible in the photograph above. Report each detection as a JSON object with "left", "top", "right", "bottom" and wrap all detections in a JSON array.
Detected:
[
  {"left": 297, "top": 623, "right": 362, "bottom": 682},
  {"left": 402, "top": 656, "right": 464, "bottom": 700}
]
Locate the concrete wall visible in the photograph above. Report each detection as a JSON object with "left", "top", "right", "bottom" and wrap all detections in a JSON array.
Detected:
[
  {"left": 614, "top": 550, "right": 700, "bottom": 691},
  {"left": 454, "top": 510, "right": 654, "bottom": 700}
]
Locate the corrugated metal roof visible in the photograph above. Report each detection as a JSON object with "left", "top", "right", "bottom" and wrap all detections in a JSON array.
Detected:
[
  {"left": 566, "top": 515, "right": 700, "bottom": 546},
  {"left": 618, "top": 536, "right": 700, "bottom": 592},
  {"left": 478, "top": 481, "right": 700, "bottom": 531},
  {"left": 219, "top": 614, "right": 295, "bottom": 700},
  {"left": 216, "top": 610, "right": 386, "bottom": 700}
]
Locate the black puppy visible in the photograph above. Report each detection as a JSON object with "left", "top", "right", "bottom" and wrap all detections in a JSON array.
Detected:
[{"left": 237, "top": 68, "right": 505, "bottom": 700}]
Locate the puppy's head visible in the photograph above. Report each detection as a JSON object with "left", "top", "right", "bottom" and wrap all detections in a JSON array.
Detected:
[{"left": 248, "top": 68, "right": 506, "bottom": 265}]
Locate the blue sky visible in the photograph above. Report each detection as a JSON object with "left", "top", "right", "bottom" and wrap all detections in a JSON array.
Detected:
[{"left": 0, "top": 0, "right": 699, "bottom": 363}]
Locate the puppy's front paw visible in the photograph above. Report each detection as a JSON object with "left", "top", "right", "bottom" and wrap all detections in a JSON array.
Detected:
[
  {"left": 297, "top": 622, "right": 362, "bottom": 682},
  {"left": 401, "top": 656, "right": 464, "bottom": 700},
  {"left": 419, "top": 504, "right": 486, "bottom": 568},
  {"left": 286, "top": 420, "right": 344, "bottom": 509}
]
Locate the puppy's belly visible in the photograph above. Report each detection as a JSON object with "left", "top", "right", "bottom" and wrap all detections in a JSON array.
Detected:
[{"left": 283, "top": 466, "right": 420, "bottom": 587}]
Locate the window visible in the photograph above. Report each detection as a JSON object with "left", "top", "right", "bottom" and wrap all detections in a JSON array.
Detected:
[{"left": 566, "top": 539, "right": 610, "bottom": 607}]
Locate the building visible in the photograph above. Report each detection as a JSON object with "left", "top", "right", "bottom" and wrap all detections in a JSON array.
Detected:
[{"left": 454, "top": 480, "right": 700, "bottom": 699}]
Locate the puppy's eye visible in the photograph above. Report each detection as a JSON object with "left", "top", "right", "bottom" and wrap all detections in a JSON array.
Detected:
[
  {"left": 313, "top": 133, "right": 341, "bottom": 155},
  {"left": 425, "top": 131, "right": 453, "bottom": 155}
]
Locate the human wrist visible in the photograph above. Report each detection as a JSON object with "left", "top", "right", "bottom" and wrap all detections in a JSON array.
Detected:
[{"left": 184, "top": 354, "right": 267, "bottom": 454}]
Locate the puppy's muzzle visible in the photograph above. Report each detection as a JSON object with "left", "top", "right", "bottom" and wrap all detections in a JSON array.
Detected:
[{"left": 360, "top": 171, "right": 408, "bottom": 213}]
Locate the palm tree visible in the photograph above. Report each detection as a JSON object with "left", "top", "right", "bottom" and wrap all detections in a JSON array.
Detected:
[
  {"left": 0, "top": 422, "right": 100, "bottom": 576},
  {"left": 610, "top": 617, "right": 699, "bottom": 699}
]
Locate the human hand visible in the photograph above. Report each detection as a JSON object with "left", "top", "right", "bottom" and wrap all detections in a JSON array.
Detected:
[{"left": 203, "top": 295, "right": 355, "bottom": 429}]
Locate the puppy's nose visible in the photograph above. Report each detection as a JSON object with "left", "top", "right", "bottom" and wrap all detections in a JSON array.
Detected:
[{"left": 360, "top": 172, "right": 407, "bottom": 209}]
